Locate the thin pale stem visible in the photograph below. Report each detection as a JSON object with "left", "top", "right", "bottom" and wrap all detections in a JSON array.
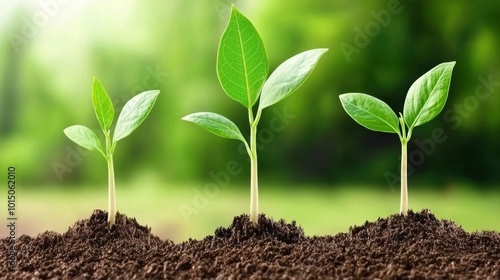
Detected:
[
  {"left": 400, "top": 140, "right": 408, "bottom": 216},
  {"left": 249, "top": 112, "right": 259, "bottom": 224},
  {"left": 107, "top": 156, "right": 116, "bottom": 226},
  {"left": 250, "top": 155, "right": 258, "bottom": 224},
  {"left": 398, "top": 115, "right": 409, "bottom": 216},
  {"left": 104, "top": 131, "right": 116, "bottom": 226}
]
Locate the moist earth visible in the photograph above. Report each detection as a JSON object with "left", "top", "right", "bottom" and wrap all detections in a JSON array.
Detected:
[{"left": 1, "top": 209, "right": 499, "bottom": 279}]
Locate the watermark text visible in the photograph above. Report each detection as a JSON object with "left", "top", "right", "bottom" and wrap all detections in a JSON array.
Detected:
[{"left": 7, "top": 166, "right": 17, "bottom": 271}]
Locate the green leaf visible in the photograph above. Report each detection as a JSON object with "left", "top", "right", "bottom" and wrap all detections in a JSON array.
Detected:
[
  {"left": 113, "top": 90, "right": 160, "bottom": 142},
  {"left": 92, "top": 78, "right": 114, "bottom": 131},
  {"left": 403, "top": 61, "right": 456, "bottom": 130},
  {"left": 259, "top": 48, "right": 328, "bottom": 111},
  {"left": 64, "top": 125, "right": 103, "bottom": 154},
  {"left": 217, "top": 6, "right": 269, "bottom": 108},
  {"left": 339, "top": 93, "right": 400, "bottom": 134},
  {"left": 182, "top": 112, "right": 246, "bottom": 142}
]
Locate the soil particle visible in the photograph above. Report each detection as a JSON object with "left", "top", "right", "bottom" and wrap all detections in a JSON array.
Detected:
[{"left": 1, "top": 209, "right": 499, "bottom": 279}]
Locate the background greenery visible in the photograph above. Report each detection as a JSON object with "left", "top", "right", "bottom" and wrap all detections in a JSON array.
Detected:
[{"left": 0, "top": 1, "right": 499, "bottom": 240}]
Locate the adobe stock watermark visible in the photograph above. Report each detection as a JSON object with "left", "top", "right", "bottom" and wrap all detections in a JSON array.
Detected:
[
  {"left": 339, "top": 0, "right": 404, "bottom": 63},
  {"left": 9, "top": 0, "right": 71, "bottom": 53},
  {"left": 178, "top": 107, "right": 296, "bottom": 222},
  {"left": 384, "top": 73, "right": 500, "bottom": 190},
  {"left": 52, "top": 64, "right": 168, "bottom": 182},
  {"left": 52, "top": 142, "right": 93, "bottom": 182},
  {"left": 114, "top": 64, "right": 169, "bottom": 112},
  {"left": 213, "top": 0, "right": 242, "bottom": 20}
]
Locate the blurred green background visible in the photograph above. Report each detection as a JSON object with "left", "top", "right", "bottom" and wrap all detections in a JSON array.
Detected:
[{"left": 1, "top": 0, "right": 499, "bottom": 242}]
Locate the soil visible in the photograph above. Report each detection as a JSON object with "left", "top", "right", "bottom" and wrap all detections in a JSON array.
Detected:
[{"left": 1, "top": 209, "right": 499, "bottom": 279}]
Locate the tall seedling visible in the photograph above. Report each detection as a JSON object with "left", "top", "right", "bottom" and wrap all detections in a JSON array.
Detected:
[
  {"left": 183, "top": 6, "right": 327, "bottom": 224},
  {"left": 339, "top": 62, "right": 455, "bottom": 216},
  {"left": 64, "top": 78, "right": 159, "bottom": 226}
]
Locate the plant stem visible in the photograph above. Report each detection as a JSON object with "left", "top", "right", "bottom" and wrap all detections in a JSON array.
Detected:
[
  {"left": 250, "top": 155, "right": 258, "bottom": 224},
  {"left": 398, "top": 113, "right": 412, "bottom": 216},
  {"left": 104, "top": 130, "right": 116, "bottom": 226},
  {"left": 107, "top": 156, "right": 116, "bottom": 226},
  {"left": 398, "top": 115, "right": 409, "bottom": 216},
  {"left": 249, "top": 117, "right": 259, "bottom": 224},
  {"left": 400, "top": 140, "right": 408, "bottom": 216}
]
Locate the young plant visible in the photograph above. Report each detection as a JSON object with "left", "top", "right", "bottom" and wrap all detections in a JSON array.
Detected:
[
  {"left": 64, "top": 78, "right": 160, "bottom": 226},
  {"left": 339, "top": 61, "right": 455, "bottom": 216},
  {"left": 182, "top": 6, "right": 328, "bottom": 224}
]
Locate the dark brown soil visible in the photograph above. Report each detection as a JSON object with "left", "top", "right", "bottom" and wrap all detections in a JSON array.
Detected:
[{"left": 1, "top": 209, "right": 499, "bottom": 279}]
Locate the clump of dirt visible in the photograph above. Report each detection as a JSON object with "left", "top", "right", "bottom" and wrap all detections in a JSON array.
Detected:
[
  {"left": 64, "top": 209, "right": 156, "bottom": 247},
  {"left": 1, "top": 209, "right": 499, "bottom": 279},
  {"left": 309, "top": 209, "right": 500, "bottom": 278},
  {"left": 1, "top": 210, "right": 171, "bottom": 279},
  {"left": 214, "top": 214, "right": 305, "bottom": 244}
]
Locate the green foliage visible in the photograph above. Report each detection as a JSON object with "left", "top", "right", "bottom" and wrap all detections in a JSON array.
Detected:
[
  {"left": 338, "top": 93, "right": 400, "bottom": 134},
  {"left": 92, "top": 79, "right": 114, "bottom": 132},
  {"left": 340, "top": 62, "right": 455, "bottom": 140},
  {"left": 65, "top": 78, "right": 160, "bottom": 158},
  {"left": 64, "top": 77, "right": 160, "bottom": 225},
  {"left": 114, "top": 90, "right": 160, "bottom": 142},
  {"left": 183, "top": 6, "right": 328, "bottom": 223},
  {"left": 182, "top": 112, "right": 245, "bottom": 142},
  {"left": 63, "top": 125, "right": 104, "bottom": 155},
  {"left": 339, "top": 61, "right": 456, "bottom": 215},
  {"left": 259, "top": 49, "right": 328, "bottom": 110},
  {"left": 403, "top": 62, "right": 456, "bottom": 130},
  {"left": 185, "top": 6, "right": 327, "bottom": 148},
  {"left": 217, "top": 7, "right": 269, "bottom": 108},
  {"left": 3, "top": 1, "right": 499, "bottom": 186}
]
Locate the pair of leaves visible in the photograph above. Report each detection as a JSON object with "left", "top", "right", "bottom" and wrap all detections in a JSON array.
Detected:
[
  {"left": 339, "top": 61, "right": 456, "bottom": 136},
  {"left": 64, "top": 78, "right": 160, "bottom": 155},
  {"left": 217, "top": 6, "right": 328, "bottom": 111},
  {"left": 184, "top": 6, "right": 327, "bottom": 142}
]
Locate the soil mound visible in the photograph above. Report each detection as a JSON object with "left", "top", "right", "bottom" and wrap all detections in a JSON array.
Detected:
[
  {"left": 64, "top": 209, "right": 157, "bottom": 246},
  {"left": 1, "top": 209, "right": 499, "bottom": 279},
  {"left": 1, "top": 210, "right": 169, "bottom": 279},
  {"left": 309, "top": 209, "right": 500, "bottom": 278},
  {"left": 214, "top": 214, "right": 305, "bottom": 244}
]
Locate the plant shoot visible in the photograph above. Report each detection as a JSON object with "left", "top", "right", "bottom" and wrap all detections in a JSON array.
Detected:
[
  {"left": 64, "top": 78, "right": 159, "bottom": 226},
  {"left": 339, "top": 61, "right": 455, "bottom": 216},
  {"left": 183, "top": 6, "right": 327, "bottom": 224}
]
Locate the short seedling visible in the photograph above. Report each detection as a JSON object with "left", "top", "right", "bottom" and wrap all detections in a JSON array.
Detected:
[
  {"left": 182, "top": 6, "right": 327, "bottom": 224},
  {"left": 339, "top": 61, "right": 455, "bottom": 216},
  {"left": 64, "top": 78, "right": 159, "bottom": 226}
]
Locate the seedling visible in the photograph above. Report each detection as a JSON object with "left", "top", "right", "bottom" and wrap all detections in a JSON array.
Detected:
[
  {"left": 64, "top": 78, "right": 159, "bottom": 226},
  {"left": 182, "top": 6, "right": 327, "bottom": 224},
  {"left": 339, "top": 61, "right": 455, "bottom": 216}
]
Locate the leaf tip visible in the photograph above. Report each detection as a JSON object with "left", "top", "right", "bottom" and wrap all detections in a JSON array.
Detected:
[
  {"left": 314, "top": 48, "right": 329, "bottom": 59},
  {"left": 148, "top": 89, "right": 160, "bottom": 96},
  {"left": 229, "top": 4, "right": 241, "bottom": 17},
  {"left": 443, "top": 61, "right": 456, "bottom": 69},
  {"left": 181, "top": 113, "right": 198, "bottom": 122},
  {"left": 147, "top": 89, "right": 161, "bottom": 101},
  {"left": 339, "top": 93, "right": 356, "bottom": 102},
  {"left": 92, "top": 76, "right": 100, "bottom": 85},
  {"left": 63, "top": 126, "right": 71, "bottom": 135}
]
